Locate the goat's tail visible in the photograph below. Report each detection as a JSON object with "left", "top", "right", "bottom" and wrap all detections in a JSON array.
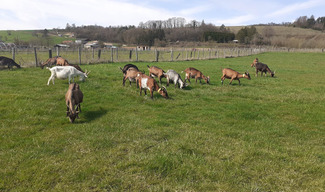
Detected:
[
  {"left": 147, "top": 65, "right": 150, "bottom": 69},
  {"left": 119, "top": 67, "right": 123, "bottom": 71}
]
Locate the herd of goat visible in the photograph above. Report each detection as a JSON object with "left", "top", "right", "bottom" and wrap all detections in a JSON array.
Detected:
[{"left": 0, "top": 55, "right": 275, "bottom": 123}]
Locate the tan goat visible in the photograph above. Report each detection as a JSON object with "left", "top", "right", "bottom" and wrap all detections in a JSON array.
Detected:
[
  {"left": 221, "top": 68, "right": 251, "bottom": 85},
  {"left": 147, "top": 65, "right": 166, "bottom": 85},
  {"left": 65, "top": 83, "right": 83, "bottom": 123},
  {"left": 183, "top": 67, "right": 210, "bottom": 84},
  {"left": 137, "top": 74, "right": 168, "bottom": 99}
]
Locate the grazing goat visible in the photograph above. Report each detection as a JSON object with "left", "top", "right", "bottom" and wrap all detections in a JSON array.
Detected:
[
  {"left": 164, "top": 69, "right": 185, "bottom": 89},
  {"left": 137, "top": 74, "right": 168, "bottom": 99},
  {"left": 147, "top": 65, "right": 166, "bottom": 85},
  {"left": 47, "top": 66, "right": 89, "bottom": 85},
  {"left": 65, "top": 83, "right": 83, "bottom": 123},
  {"left": 0, "top": 56, "right": 21, "bottom": 69},
  {"left": 119, "top": 64, "right": 139, "bottom": 75},
  {"left": 123, "top": 68, "right": 145, "bottom": 87},
  {"left": 183, "top": 67, "right": 210, "bottom": 84},
  {"left": 56, "top": 57, "right": 84, "bottom": 73},
  {"left": 221, "top": 68, "right": 251, "bottom": 85},
  {"left": 253, "top": 62, "right": 275, "bottom": 77},
  {"left": 41, "top": 56, "right": 84, "bottom": 72},
  {"left": 40, "top": 56, "right": 59, "bottom": 69},
  {"left": 251, "top": 58, "right": 259, "bottom": 67}
]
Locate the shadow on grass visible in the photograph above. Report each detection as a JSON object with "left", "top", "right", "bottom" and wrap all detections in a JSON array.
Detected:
[{"left": 82, "top": 108, "right": 108, "bottom": 123}]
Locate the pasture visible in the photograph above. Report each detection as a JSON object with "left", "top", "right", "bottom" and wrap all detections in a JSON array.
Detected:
[{"left": 0, "top": 52, "right": 324, "bottom": 191}]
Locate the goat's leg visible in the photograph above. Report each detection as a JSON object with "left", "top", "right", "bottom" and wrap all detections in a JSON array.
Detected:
[
  {"left": 238, "top": 79, "right": 241, "bottom": 85},
  {"left": 221, "top": 75, "right": 226, "bottom": 85},
  {"left": 123, "top": 77, "right": 126, "bottom": 86},
  {"left": 47, "top": 75, "right": 53, "bottom": 85},
  {"left": 66, "top": 106, "right": 70, "bottom": 116},
  {"left": 150, "top": 90, "right": 153, "bottom": 99},
  {"left": 229, "top": 78, "right": 234, "bottom": 85},
  {"left": 140, "top": 87, "right": 142, "bottom": 96}
]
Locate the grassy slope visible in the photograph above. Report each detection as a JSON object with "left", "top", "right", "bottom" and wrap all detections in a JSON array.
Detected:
[
  {"left": 0, "top": 52, "right": 324, "bottom": 191},
  {"left": 0, "top": 30, "right": 74, "bottom": 46}
]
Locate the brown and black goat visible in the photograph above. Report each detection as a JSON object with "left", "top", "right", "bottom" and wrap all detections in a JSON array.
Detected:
[
  {"left": 40, "top": 56, "right": 59, "bottom": 69},
  {"left": 183, "top": 67, "right": 210, "bottom": 84},
  {"left": 65, "top": 83, "right": 83, "bottom": 123},
  {"left": 253, "top": 62, "right": 275, "bottom": 77},
  {"left": 120, "top": 64, "right": 139, "bottom": 75},
  {"left": 147, "top": 65, "right": 166, "bottom": 85},
  {"left": 56, "top": 57, "right": 84, "bottom": 73},
  {"left": 119, "top": 64, "right": 139, "bottom": 83},
  {"left": 221, "top": 68, "right": 251, "bottom": 85},
  {"left": 122, "top": 68, "right": 145, "bottom": 87},
  {"left": 137, "top": 74, "right": 168, "bottom": 99},
  {"left": 251, "top": 58, "right": 259, "bottom": 67},
  {"left": 0, "top": 56, "right": 21, "bottom": 69}
]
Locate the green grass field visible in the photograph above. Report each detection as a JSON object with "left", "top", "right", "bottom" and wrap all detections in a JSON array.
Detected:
[{"left": 0, "top": 52, "right": 324, "bottom": 191}]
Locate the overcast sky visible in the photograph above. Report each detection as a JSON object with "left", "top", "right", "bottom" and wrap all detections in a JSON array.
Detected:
[{"left": 1, "top": 0, "right": 325, "bottom": 30}]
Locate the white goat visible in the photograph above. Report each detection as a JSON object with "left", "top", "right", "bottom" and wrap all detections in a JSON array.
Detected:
[
  {"left": 47, "top": 66, "right": 89, "bottom": 85},
  {"left": 164, "top": 69, "right": 186, "bottom": 89}
]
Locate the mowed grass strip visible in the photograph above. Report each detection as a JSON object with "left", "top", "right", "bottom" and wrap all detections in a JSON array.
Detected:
[{"left": 0, "top": 52, "right": 324, "bottom": 191}]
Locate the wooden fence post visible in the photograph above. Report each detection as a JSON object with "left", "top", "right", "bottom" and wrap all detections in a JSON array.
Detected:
[
  {"left": 92, "top": 47, "right": 95, "bottom": 59},
  {"left": 171, "top": 48, "right": 173, "bottom": 61},
  {"left": 129, "top": 50, "right": 132, "bottom": 60},
  {"left": 98, "top": 49, "right": 101, "bottom": 60},
  {"left": 49, "top": 48, "right": 52, "bottom": 58},
  {"left": 12, "top": 48, "right": 15, "bottom": 61},
  {"left": 56, "top": 46, "right": 59, "bottom": 56},
  {"left": 78, "top": 46, "right": 82, "bottom": 65},
  {"left": 116, "top": 48, "right": 118, "bottom": 62},
  {"left": 135, "top": 48, "right": 138, "bottom": 62},
  {"left": 111, "top": 48, "right": 114, "bottom": 63},
  {"left": 155, "top": 49, "right": 159, "bottom": 62},
  {"left": 34, "top": 47, "right": 38, "bottom": 67}
]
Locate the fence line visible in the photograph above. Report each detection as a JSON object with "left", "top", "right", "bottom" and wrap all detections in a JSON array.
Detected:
[{"left": 0, "top": 46, "right": 324, "bottom": 67}]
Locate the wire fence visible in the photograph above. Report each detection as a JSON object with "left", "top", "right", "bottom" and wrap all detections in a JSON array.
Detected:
[{"left": 1, "top": 46, "right": 324, "bottom": 68}]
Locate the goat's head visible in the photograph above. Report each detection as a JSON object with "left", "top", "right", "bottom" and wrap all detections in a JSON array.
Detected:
[
  {"left": 205, "top": 76, "right": 210, "bottom": 84},
  {"left": 68, "top": 112, "right": 79, "bottom": 123},
  {"left": 270, "top": 70, "right": 275, "bottom": 77},
  {"left": 80, "top": 70, "right": 91, "bottom": 81},
  {"left": 158, "top": 86, "right": 169, "bottom": 99},
  {"left": 244, "top": 71, "right": 251, "bottom": 80}
]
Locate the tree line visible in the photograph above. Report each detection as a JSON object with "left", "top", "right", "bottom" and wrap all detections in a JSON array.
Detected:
[
  {"left": 63, "top": 18, "right": 236, "bottom": 47},
  {"left": 6, "top": 15, "right": 325, "bottom": 48},
  {"left": 293, "top": 15, "right": 325, "bottom": 30}
]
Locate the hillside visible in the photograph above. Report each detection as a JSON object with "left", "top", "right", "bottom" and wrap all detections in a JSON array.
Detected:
[
  {"left": 229, "top": 26, "right": 325, "bottom": 48},
  {"left": 0, "top": 30, "right": 75, "bottom": 47},
  {"left": 1, "top": 26, "right": 325, "bottom": 48}
]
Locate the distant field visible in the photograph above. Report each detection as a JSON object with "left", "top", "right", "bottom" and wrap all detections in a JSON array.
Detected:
[
  {"left": 0, "top": 30, "right": 75, "bottom": 46},
  {"left": 0, "top": 52, "right": 324, "bottom": 191},
  {"left": 229, "top": 25, "right": 325, "bottom": 48}
]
